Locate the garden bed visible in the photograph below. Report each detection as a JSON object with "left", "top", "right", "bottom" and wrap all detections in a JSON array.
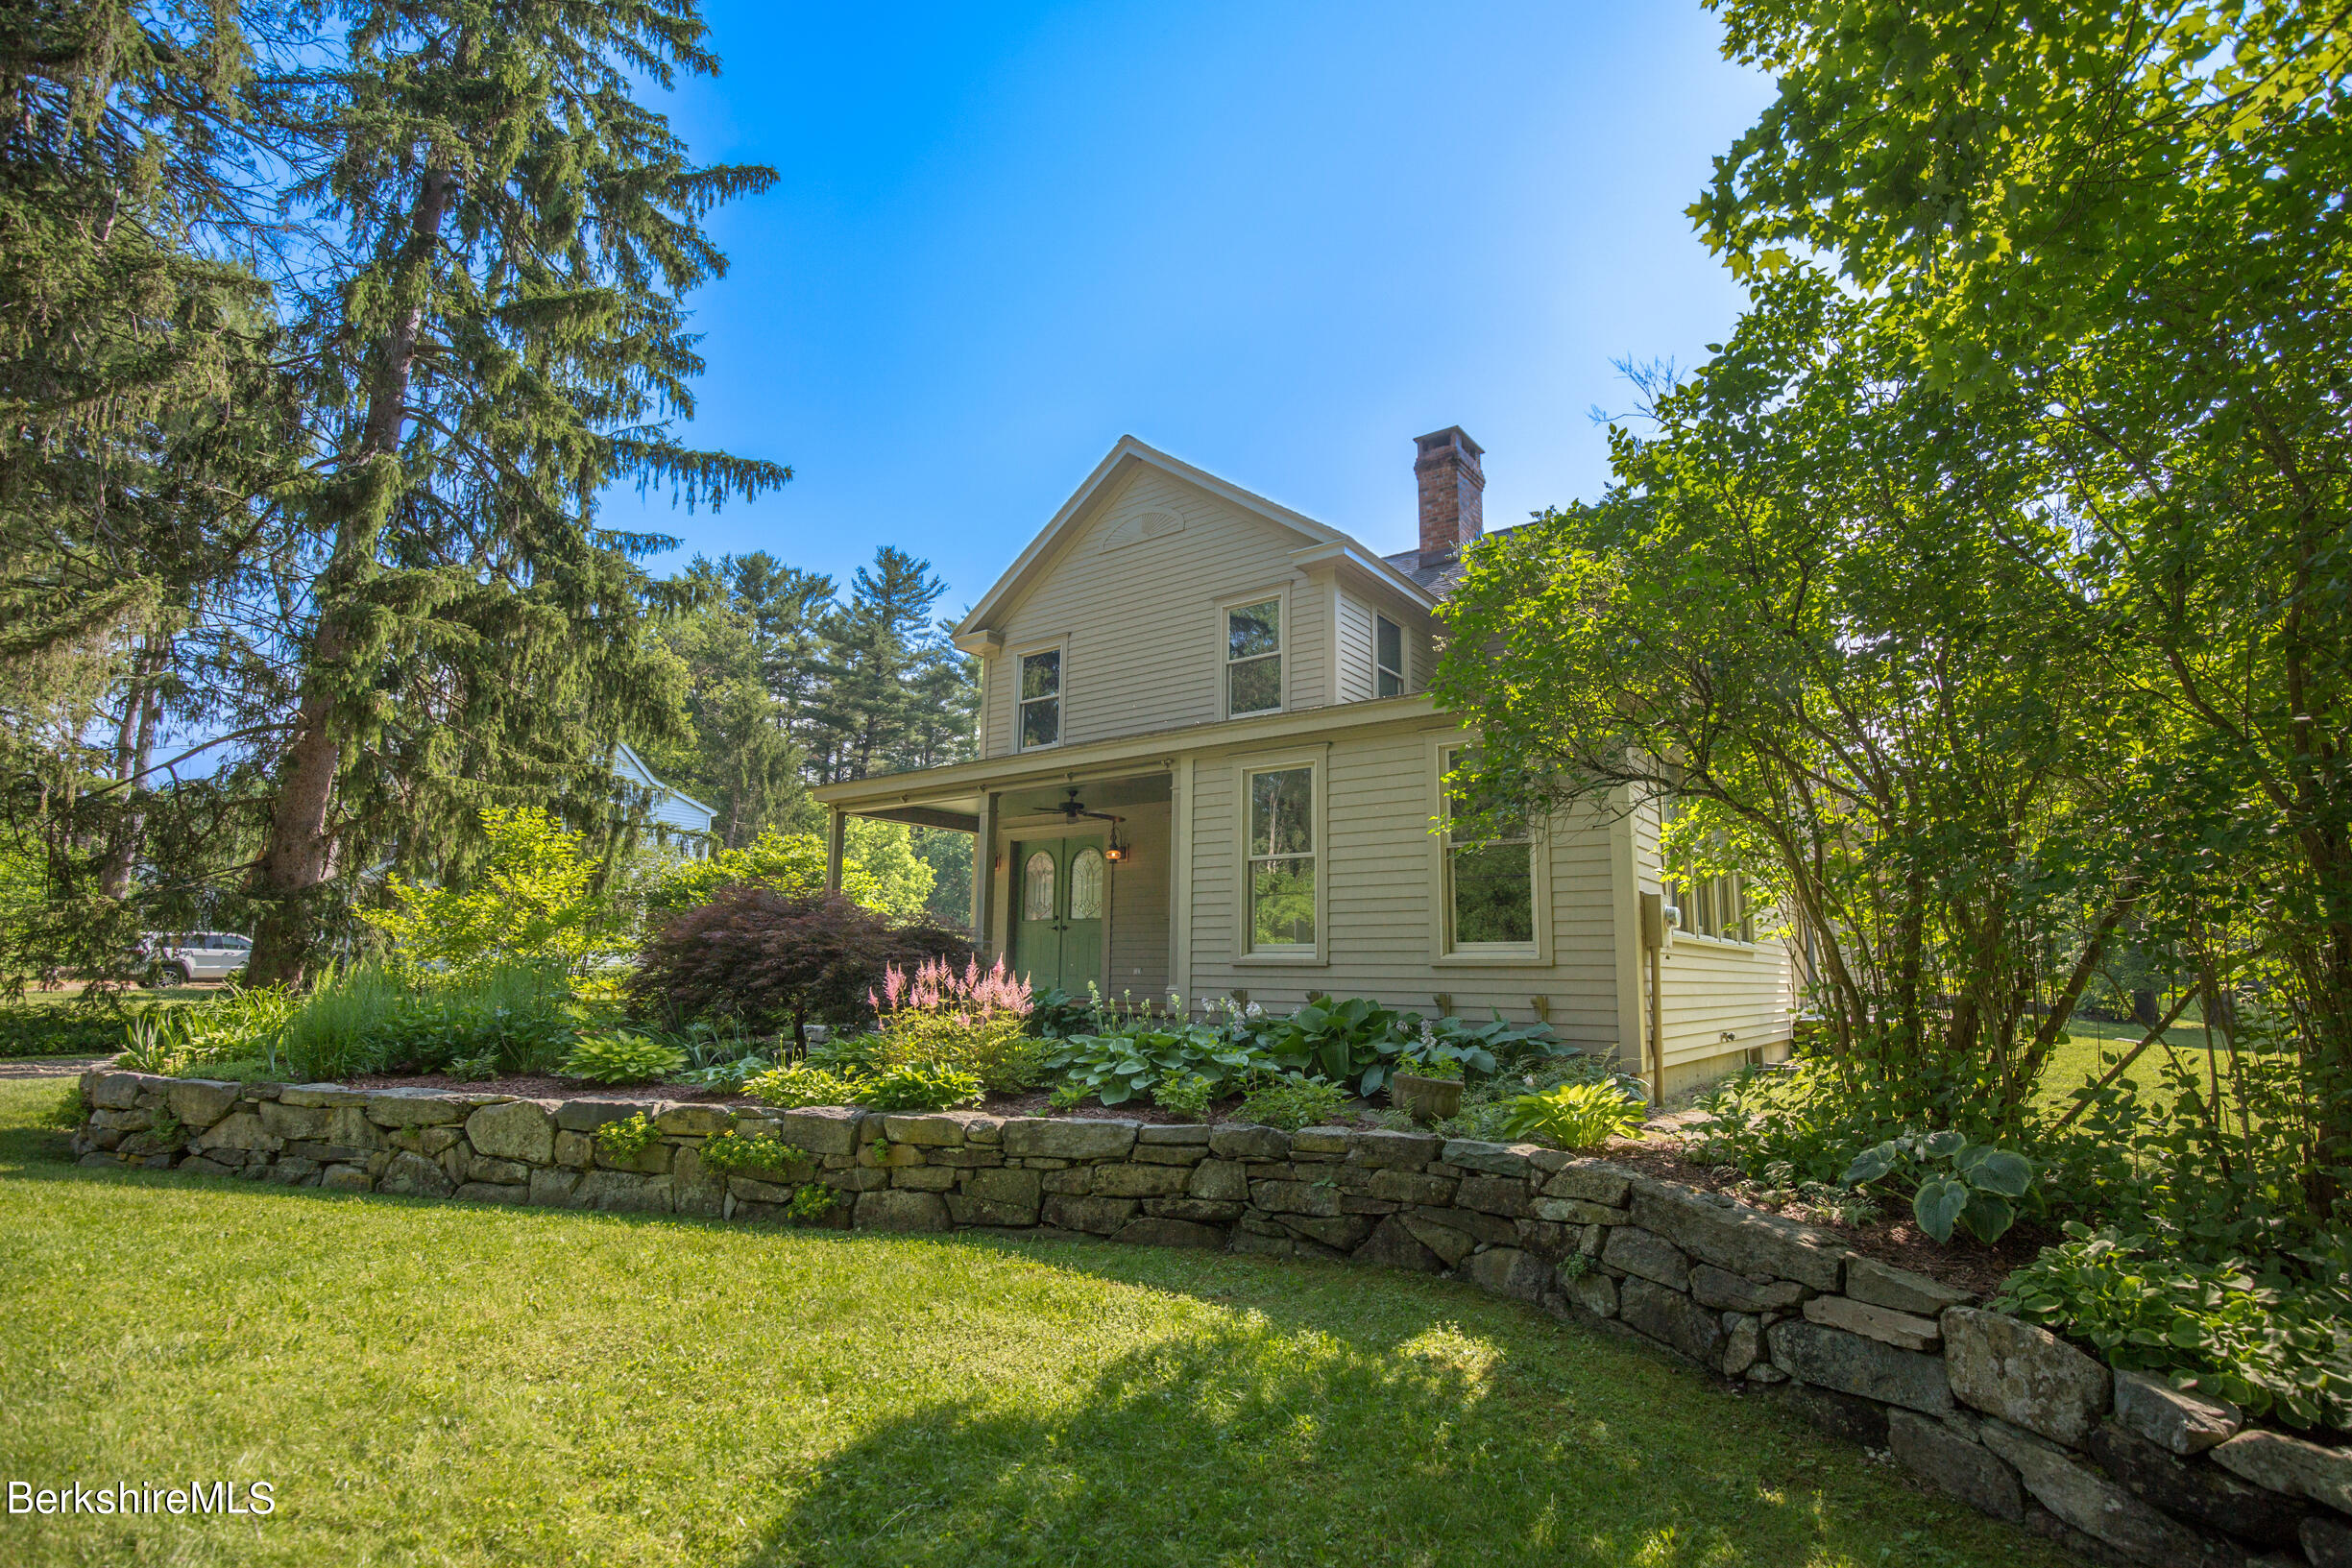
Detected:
[
  {"left": 340, "top": 1069, "right": 1393, "bottom": 1126},
  {"left": 1594, "top": 1134, "right": 2057, "bottom": 1301}
]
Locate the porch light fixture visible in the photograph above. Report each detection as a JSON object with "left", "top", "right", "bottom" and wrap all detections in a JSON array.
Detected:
[{"left": 1055, "top": 786, "right": 1129, "bottom": 861}]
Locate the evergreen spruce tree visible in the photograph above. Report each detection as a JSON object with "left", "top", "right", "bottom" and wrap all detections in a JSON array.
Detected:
[
  {"left": 0, "top": 2, "right": 296, "bottom": 986},
  {"left": 241, "top": 0, "right": 787, "bottom": 984}
]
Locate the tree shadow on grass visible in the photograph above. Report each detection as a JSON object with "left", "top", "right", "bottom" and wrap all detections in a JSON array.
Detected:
[{"left": 732, "top": 1238, "right": 2064, "bottom": 1568}]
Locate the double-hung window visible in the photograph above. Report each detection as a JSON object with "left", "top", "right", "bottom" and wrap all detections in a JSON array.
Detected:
[
  {"left": 1375, "top": 615, "right": 1405, "bottom": 698},
  {"left": 1683, "top": 872, "right": 1753, "bottom": 942},
  {"left": 1441, "top": 745, "right": 1537, "bottom": 950},
  {"left": 1226, "top": 599, "right": 1282, "bottom": 715},
  {"left": 1018, "top": 648, "right": 1061, "bottom": 749},
  {"left": 1246, "top": 765, "right": 1316, "bottom": 952}
]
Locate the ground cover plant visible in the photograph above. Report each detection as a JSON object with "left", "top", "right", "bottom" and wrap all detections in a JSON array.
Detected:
[{"left": 0, "top": 1077, "right": 2070, "bottom": 1568}]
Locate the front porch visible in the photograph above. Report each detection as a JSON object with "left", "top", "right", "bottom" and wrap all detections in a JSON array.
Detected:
[{"left": 819, "top": 761, "right": 1177, "bottom": 1003}]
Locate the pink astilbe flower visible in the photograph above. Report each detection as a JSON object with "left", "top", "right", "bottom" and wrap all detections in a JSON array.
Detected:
[{"left": 873, "top": 954, "right": 1032, "bottom": 1022}]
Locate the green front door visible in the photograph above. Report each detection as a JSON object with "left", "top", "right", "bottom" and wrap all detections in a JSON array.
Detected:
[{"left": 1008, "top": 834, "right": 1105, "bottom": 997}]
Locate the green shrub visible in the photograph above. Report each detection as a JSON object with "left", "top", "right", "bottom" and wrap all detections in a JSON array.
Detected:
[
  {"left": 1997, "top": 1225, "right": 2352, "bottom": 1429},
  {"left": 1152, "top": 1073, "right": 1216, "bottom": 1115},
  {"left": 1047, "top": 1078, "right": 1090, "bottom": 1110},
  {"left": 559, "top": 1031, "right": 687, "bottom": 1085},
  {"left": 447, "top": 1052, "right": 499, "bottom": 1082},
  {"left": 847, "top": 1062, "right": 982, "bottom": 1112},
  {"left": 594, "top": 1112, "right": 659, "bottom": 1159},
  {"left": 1235, "top": 1073, "right": 1348, "bottom": 1131},
  {"left": 1499, "top": 1080, "right": 1645, "bottom": 1148},
  {"left": 742, "top": 1063, "right": 857, "bottom": 1108},
  {"left": 0, "top": 1005, "right": 141, "bottom": 1059}
]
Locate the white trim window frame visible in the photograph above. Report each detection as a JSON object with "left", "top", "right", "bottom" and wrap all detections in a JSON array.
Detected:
[
  {"left": 1222, "top": 590, "right": 1287, "bottom": 718},
  {"left": 1375, "top": 614, "right": 1406, "bottom": 698},
  {"left": 1013, "top": 640, "right": 1066, "bottom": 751},
  {"left": 1430, "top": 737, "right": 1549, "bottom": 966},
  {"left": 1235, "top": 749, "right": 1326, "bottom": 964}
]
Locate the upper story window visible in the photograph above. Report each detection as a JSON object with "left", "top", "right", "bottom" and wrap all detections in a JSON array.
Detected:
[
  {"left": 1442, "top": 744, "right": 1536, "bottom": 951},
  {"left": 1376, "top": 615, "right": 1405, "bottom": 698},
  {"left": 1018, "top": 648, "right": 1061, "bottom": 748},
  {"left": 1247, "top": 764, "right": 1315, "bottom": 951},
  {"left": 1226, "top": 599, "right": 1282, "bottom": 716}
]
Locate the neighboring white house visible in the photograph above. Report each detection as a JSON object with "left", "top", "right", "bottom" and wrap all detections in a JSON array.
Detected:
[
  {"left": 611, "top": 740, "right": 715, "bottom": 858},
  {"left": 812, "top": 429, "right": 1799, "bottom": 1098}
]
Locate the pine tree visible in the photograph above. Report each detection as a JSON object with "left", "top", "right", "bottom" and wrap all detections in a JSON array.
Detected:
[
  {"left": 813, "top": 545, "right": 948, "bottom": 782},
  {"left": 241, "top": 0, "right": 788, "bottom": 984}
]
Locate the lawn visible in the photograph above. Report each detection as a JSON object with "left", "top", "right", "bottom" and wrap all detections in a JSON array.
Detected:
[
  {"left": 0, "top": 1077, "right": 2066, "bottom": 1568},
  {"left": 2037, "top": 1010, "right": 2226, "bottom": 1116}
]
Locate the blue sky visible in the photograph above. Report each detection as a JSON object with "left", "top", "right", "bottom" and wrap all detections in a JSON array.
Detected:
[{"left": 605, "top": 2, "right": 1776, "bottom": 615}]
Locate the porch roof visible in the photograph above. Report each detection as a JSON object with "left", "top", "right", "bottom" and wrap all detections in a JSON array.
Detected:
[{"left": 812, "top": 691, "right": 1445, "bottom": 827}]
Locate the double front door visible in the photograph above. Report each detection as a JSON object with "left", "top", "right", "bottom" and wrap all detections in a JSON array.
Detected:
[{"left": 1009, "top": 834, "right": 1104, "bottom": 998}]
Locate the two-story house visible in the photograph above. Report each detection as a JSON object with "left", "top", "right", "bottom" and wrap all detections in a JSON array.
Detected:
[{"left": 812, "top": 429, "right": 1794, "bottom": 1097}]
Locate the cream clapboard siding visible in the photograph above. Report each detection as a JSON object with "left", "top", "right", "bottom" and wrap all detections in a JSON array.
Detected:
[
  {"left": 1106, "top": 802, "right": 1171, "bottom": 999},
  {"left": 1623, "top": 787, "right": 1798, "bottom": 1094},
  {"left": 1334, "top": 591, "right": 1375, "bottom": 704},
  {"left": 1180, "top": 723, "right": 1621, "bottom": 1043},
  {"left": 981, "top": 467, "right": 1331, "bottom": 758}
]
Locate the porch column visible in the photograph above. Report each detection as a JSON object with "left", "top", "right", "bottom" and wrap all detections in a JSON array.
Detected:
[
  {"left": 971, "top": 792, "right": 994, "bottom": 954},
  {"left": 824, "top": 807, "right": 845, "bottom": 894}
]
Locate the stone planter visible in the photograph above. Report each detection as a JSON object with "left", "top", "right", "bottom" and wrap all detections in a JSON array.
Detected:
[{"left": 1389, "top": 1072, "right": 1463, "bottom": 1124}]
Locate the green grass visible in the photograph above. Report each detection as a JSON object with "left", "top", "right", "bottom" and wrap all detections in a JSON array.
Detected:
[
  {"left": 0, "top": 1077, "right": 2067, "bottom": 1568},
  {"left": 0, "top": 991, "right": 201, "bottom": 1060},
  {"left": 2038, "top": 1012, "right": 2224, "bottom": 1115}
]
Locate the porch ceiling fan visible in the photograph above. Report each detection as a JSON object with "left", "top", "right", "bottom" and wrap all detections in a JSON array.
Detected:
[{"left": 1055, "top": 787, "right": 1131, "bottom": 861}]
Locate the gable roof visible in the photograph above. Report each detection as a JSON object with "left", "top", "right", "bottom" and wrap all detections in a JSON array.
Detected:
[
  {"left": 954, "top": 435, "right": 1440, "bottom": 642},
  {"left": 610, "top": 740, "right": 715, "bottom": 824}
]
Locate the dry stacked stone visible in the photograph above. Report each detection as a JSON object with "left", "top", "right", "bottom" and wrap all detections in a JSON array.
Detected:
[{"left": 74, "top": 1071, "right": 2344, "bottom": 1567}]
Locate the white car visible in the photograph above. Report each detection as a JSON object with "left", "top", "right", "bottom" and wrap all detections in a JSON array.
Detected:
[{"left": 133, "top": 931, "right": 253, "bottom": 985}]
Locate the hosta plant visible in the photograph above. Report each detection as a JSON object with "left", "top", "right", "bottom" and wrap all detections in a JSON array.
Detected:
[
  {"left": 1841, "top": 1129, "right": 2036, "bottom": 1243},
  {"left": 742, "top": 1063, "right": 857, "bottom": 1109},
  {"left": 556, "top": 1031, "right": 686, "bottom": 1085},
  {"left": 1045, "top": 1025, "right": 1277, "bottom": 1108},
  {"left": 1499, "top": 1080, "right": 1645, "bottom": 1148}
]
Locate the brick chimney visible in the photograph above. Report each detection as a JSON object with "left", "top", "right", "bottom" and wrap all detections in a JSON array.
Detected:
[{"left": 1415, "top": 426, "right": 1485, "bottom": 569}]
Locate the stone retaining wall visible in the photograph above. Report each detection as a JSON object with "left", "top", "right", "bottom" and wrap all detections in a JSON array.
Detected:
[{"left": 74, "top": 1072, "right": 2343, "bottom": 1567}]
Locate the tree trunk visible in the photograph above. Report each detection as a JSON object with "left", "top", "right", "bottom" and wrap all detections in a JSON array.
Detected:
[{"left": 245, "top": 167, "right": 454, "bottom": 988}]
